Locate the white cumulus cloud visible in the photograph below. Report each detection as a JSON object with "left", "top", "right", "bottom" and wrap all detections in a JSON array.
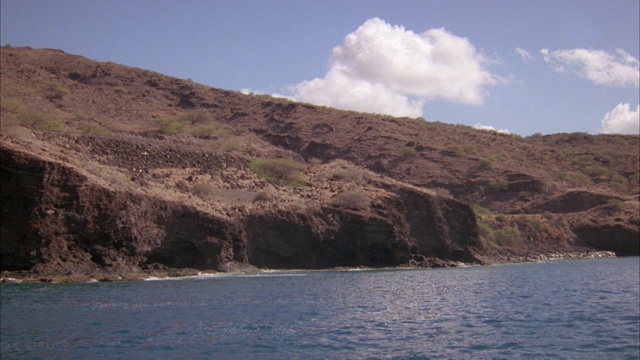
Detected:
[
  {"left": 288, "top": 18, "right": 501, "bottom": 117},
  {"left": 601, "top": 103, "right": 640, "bottom": 134},
  {"left": 473, "top": 123, "right": 510, "bottom": 134},
  {"left": 541, "top": 48, "right": 639, "bottom": 87}
]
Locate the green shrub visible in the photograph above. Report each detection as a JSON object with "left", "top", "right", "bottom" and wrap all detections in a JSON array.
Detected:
[
  {"left": 493, "top": 226, "right": 520, "bottom": 247},
  {"left": 113, "top": 87, "right": 128, "bottom": 94},
  {"left": 0, "top": 97, "right": 24, "bottom": 129},
  {"left": 0, "top": 97, "right": 65, "bottom": 131},
  {"left": 45, "top": 81, "right": 71, "bottom": 100},
  {"left": 330, "top": 190, "right": 371, "bottom": 210},
  {"left": 402, "top": 146, "right": 417, "bottom": 157},
  {"left": 444, "top": 143, "right": 479, "bottom": 155},
  {"left": 493, "top": 153, "right": 511, "bottom": 162},
  {"left": 190, "top": 125, "right": 219, "bottom": 138},
  {"left": 177, "top": 109, "right": 214, "bottom": 125},
  {"left": 189, "top": 124, "right": 231, "bottom": 138},
  {"left": 526, "top": 216, "right": 548, "bottom": 231},
  {"left": 479, "top": 157, "right": 494, "bottom": 168},
  {"left": 558, "top": 171, "right": 591, "bottom": 187},
  {"left": 487, "top": 178, "right": 509, "bottom": 191},
  {"left": 16, "top": 110, "right": 64, "bottom": 131},
  {"left": 478, "top": 222, "right": 495, "bottom": 242},
  {"left": 155, "top": 116, "right": 185, "bottom": 135},
  {"left": 0, "top": 97, "right": 24, "bottom": 113},
  {"left": 495, "top": 214, "right": 507, "bottom": 222},
  {"left": 473, "top": 205, "right": 493, "bottom": 218},
  {"left": 480, "top": 153, "right": 510, "bottom": 168},
  {"left": 583, "top": 164, "right": 611, "bottom": 178},
  {"left": 154, "top": 110, "right": 218, "bottom": 136},
  {"left": 249, "top": 158, "right": 306, "bottom": 187},
  {"left": 42, "top": 117, "right": 66, "bottom": 131},
  {"left": 478, "top": 222, "right": 520, "bottom": 247}
]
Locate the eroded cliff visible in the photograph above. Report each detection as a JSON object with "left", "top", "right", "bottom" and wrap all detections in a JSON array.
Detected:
[{"left": 1, "top": 144, "right": 481, "bottom": 281}]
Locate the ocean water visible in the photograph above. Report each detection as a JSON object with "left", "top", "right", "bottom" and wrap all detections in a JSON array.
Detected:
[{"left": 1, "top": 257, "right": 639, "bottom": 359}]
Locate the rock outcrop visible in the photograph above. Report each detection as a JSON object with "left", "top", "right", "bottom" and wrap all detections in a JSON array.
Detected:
[{"left": 1, "top": 146, "right": 481, "bottom": 280}]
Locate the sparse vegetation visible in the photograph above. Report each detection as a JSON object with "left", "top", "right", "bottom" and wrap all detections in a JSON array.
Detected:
[
  {"left": 177, "top": 109, "right": 214, "bottom": 125},
  {"left": 191, "top": 182, "right": 216, "bottom": 199},
  {"left": 493, "top": 226, "right": 521, "bottom": 247},
  {"left": 526, "top": 215, "right": 548, "bottom": 231},
  {"left": 82, "top": 123, "right": 112, "bottom": 136},
  {"left": 249, "top": 158, "right": 307, "bottom": 187},
  {"left": 473, "top": 204, "right": 493, "bottom": 218},
  {"left": 0, "top": 97, "right": 65, "bottom": 132},
  {"left": 479, "top": 221, "right": 521, "bottom": 247},
  {"left": 330, "top": 190, "right": 371, "bottom": 210},
  {"left": 190, "top": 125, "right": 220, "bottom": 138},
  {"left": 487, "top": 178, "right": 509, "bottom": 192},
  {"left": 558, "top": 171, "right": 591, "bottom": 188},
  {"left": 444, "top": 143, "right": 479, "bottom": 155},
  {"left": 479, "top": 152, "right": 510, "bottom": 168},
  {"left": 153, "top": 109, "right": 228, "bottom": 137},
  {"left": 113, "top": 87, "right": 128, "bottom": 95},
  {"left": 45, "top": 81, "right": 71, "bottom": 100},
  {"left": 331, "top": 167, "right": 366, "bottom": 184},
  {"left": 610, "top": 173, "right": 630, "bottom": 194},
  {"left": 253, "top": 190, "right": 274, "bottom": 202},
  {"left": 155, "top": 116, "right": 185, "bottom": 135},
  {"left": 402, "top": 146, "right": 417, "bottom": 157}
]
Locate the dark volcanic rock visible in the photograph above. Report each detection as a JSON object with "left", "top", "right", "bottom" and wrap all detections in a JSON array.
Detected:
[
  {"left": 244, "top": 208, "right": 413, "bottom": 269},
  {"left": 1, "top": 146, "right": 482, "bottom": 279},
  {"left": 1, "top": 148, "right": 246, "bottom": 276}
]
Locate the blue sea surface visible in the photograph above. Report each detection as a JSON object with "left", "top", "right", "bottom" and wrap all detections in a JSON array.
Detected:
[{"left": 1, "top": 257, "right": 639, "bottom": 359}]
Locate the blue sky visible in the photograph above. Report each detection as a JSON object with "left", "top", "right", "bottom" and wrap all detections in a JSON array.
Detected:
[{"left": 1, "top": 0, "right": 638, "bottom": 136}]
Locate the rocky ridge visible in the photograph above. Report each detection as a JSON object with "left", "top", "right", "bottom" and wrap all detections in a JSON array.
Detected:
[{"left": 0, "top": 47, "right": 637, "bottom": 282}]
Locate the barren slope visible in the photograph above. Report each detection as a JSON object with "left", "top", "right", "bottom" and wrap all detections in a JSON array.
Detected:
[{"left": 1, "top": 47, "right": 638, "bottom": 281}]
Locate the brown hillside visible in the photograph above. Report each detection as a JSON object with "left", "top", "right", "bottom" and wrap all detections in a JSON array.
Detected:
[{"left": 1, "top": 47, "right": 638, "bottom": 282}]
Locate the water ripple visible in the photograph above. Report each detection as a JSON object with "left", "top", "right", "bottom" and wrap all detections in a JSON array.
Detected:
[{"left": 1, "top": 257, "right": 638, "bottom": 359}]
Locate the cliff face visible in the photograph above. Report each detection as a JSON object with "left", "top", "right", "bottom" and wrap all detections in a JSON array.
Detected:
[
  {"left": 1, "top": 146, "right": 480, "bottom": 280},
  {"left": 0, "top": 47, "right": 638, "bottom": 281},
  {"left": 1, "top": 148, "right": 246, "bottom": 276}
]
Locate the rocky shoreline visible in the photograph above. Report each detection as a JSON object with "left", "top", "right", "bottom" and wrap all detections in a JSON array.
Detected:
[{"left": 0, "top": 251, "right": 619, "bottom": 284}]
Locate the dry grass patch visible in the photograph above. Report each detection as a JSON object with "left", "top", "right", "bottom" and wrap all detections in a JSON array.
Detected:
[
  {"left": 249, "top": 158, "right": 307, "bottom": 187},
  {"left": 0, "top": 97, "right": 65, "bottom": 132},
  {"left": 191, "top": 182, "right": 216, "bottom": 199},
  {"left": 330, "top": 190, "right": 371, "bottom": 210}
]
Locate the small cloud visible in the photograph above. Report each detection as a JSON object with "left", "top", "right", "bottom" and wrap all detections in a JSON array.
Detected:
[
  {"left": 515, "top": 47, "right": 533, "bottom": 62},
  {"left": 601, "top": 103, "right": 640, "bottom": 134},
  {"left": 473, "top": 123, "right": 510, "bottom": 134},
  {"left": 541, "top": 48, "right": 639, "bottom": 87},
  {"left": 287, "top": 18, "right": 502, "bottom": 117}
]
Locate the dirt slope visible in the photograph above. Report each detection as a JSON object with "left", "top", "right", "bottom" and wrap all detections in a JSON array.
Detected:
[{"left": 1, "top": 47, "right": 637, "bottom": 282}]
